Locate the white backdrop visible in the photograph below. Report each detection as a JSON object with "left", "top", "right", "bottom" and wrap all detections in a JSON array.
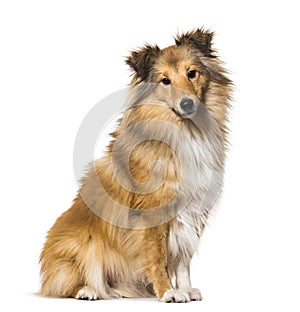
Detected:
[{"left": 1, "top": 0, "right": 299, "bottom": 311}]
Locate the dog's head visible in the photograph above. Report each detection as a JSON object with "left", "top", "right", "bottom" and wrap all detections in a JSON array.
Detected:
[{"left": 126, "top": 28, "right": 231, "bottom": 118}]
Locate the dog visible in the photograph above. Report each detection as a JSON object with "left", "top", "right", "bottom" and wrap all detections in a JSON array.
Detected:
[{"left": 39, "top": 28, "right": 232, "bottom": 303}]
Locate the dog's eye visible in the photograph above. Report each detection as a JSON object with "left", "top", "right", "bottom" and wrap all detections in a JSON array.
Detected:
[
  {"left": 161, "top": 77, "right": 171, "bottom": 85},
  {"left": 187, "top": 70, "right": 196, "bottom": 79}
]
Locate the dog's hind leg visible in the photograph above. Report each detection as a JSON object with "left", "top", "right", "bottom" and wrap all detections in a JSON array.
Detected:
[
  {"left": 40, "top": 257, "right": 83, "bottom": 298},
  {"left": 74, "top": 241, "right": 121, "bottom": 300}
]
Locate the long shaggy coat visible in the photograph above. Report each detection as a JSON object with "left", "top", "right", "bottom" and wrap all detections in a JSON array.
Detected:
[{"left": 40, "top": 28, "right": 232, "bottom": 303}]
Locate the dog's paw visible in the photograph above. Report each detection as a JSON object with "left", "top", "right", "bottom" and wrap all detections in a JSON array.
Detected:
[
  {"left": 75, "top": 286, "right": 98, "bottom": 300},
  {"left": 181, "top": 287, "right": 202, "bottom": 301},
  {"left": 161, "top": 289, "right": 190, "bottom": 303}
]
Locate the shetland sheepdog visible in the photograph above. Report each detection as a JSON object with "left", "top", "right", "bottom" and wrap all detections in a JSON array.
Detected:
[{"left": 40, "top": 28, "right": 232, "bottom": 303}]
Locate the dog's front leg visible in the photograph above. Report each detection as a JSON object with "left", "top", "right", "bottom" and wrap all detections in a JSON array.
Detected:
[
  {"left": 144, "top": 228, "right": 190, "bottom": 303},
  {"left": 143, "top": 227, "right": 173, "bottom": 300},
  {"left": 175, "top": 262, "right": 202, "bottom": 301}
]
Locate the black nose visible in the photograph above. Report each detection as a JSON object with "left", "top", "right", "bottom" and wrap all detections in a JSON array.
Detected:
[{"left": 180, "top": 98, "right": 195, "bottom": 114}]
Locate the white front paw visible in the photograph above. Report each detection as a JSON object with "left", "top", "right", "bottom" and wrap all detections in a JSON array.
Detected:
[
  {"left": 161, "top": 289, "right": 190, "bottom": 303},
  {"left": 181, "top": 287, "right": 202, "bottom": 301}
]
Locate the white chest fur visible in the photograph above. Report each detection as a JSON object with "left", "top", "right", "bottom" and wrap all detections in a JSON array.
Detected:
[{"left": 168, "top": 116, "right": 224, "bottom": 262}]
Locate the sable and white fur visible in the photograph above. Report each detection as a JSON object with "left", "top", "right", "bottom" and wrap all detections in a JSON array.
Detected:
[{"left": 40, "top": 28, "right": 232, "bottom": 303}]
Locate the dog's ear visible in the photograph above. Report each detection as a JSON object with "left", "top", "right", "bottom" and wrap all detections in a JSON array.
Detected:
[
  {"left": 126, "top": 44, "right": 161, "bottom": 83},
  {"left": 175, "top": 28, "right": 214, "bottom": 57}
]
